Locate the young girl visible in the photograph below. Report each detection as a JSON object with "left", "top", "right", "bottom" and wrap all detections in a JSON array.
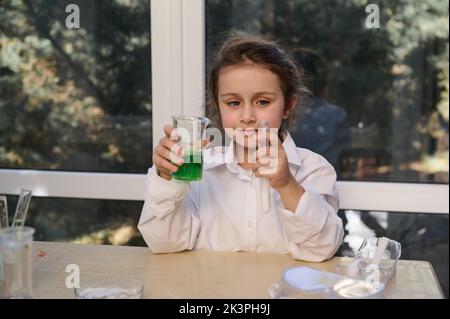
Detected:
[{"left": 138, "top": 35, "right": 344, "bottom": 262}]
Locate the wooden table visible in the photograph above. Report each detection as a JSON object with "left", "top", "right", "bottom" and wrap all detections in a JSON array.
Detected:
[{"left": 32, "top": 241, "right": 444, "bottom": 299}]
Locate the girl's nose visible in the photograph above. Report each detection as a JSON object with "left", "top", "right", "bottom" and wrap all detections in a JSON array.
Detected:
[{"left": 240, "top": 103, "right": 257, "bottom": 125}]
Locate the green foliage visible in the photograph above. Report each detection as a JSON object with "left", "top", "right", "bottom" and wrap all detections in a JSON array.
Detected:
[
  {"left": 0, "top": 0, "right": 151, "bottom": 245},
  {"left": 0, "top": 0, "right": 151, "bottom": 173},
  {"left": 207, "top": 0, "right": 449, "bottom": 182}
]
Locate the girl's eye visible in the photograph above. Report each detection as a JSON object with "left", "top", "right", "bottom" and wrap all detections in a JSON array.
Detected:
[
  {"left": 257, "top": 100, "right": 270, "bottom": 106},
  {"left": 227, "top": 101, "right": 241, "bottom": 107}
]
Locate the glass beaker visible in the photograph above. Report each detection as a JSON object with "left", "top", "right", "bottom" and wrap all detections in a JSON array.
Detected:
[
  {"left": 171, "top": 116, "right": 211, "bottom": 181},
  {"left": 0, "top": 227, "right": 35, "bottom": 299}
]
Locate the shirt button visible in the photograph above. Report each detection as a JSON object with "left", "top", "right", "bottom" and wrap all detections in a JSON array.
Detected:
[{"left": 247, "top": 221, "right": 253, "bottom": 228}]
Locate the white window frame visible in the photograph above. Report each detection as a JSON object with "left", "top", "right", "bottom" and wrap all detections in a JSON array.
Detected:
[{"left": 0, "top": 0, "right": 448, "bottom": 215}]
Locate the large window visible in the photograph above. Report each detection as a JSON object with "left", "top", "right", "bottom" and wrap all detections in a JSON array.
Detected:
[
  {"left": 0, "top": 1, "right": 151, "bottom": 249},
  {"left": 206, "top": 0, "right": 449, "bottom": 184},
  {"left": 4, "top": 195, "right": 145, "bottom": 246},
  {"left": 0, "top": 0, "right": 152, "bottom": 173},
  {"left": 206, "top": 0, "right": 449, "bottom": 297}
]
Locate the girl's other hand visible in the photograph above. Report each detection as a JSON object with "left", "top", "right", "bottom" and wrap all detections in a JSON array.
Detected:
[
  {"left": 153, "top": 125, "right": 184, "bottom": 181},
  {"left": 254, "top": 131, "right": 293, "bottom": 190}
]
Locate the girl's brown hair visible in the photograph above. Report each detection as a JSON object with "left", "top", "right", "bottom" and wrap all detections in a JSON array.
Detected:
[{"left": 206, "top": 33, "right": 310, "bottom": 138}]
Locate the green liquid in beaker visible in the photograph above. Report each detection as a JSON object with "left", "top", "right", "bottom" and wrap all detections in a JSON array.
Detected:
[{"left": 172, "top": 151, "right": 203, "bottom": 181}]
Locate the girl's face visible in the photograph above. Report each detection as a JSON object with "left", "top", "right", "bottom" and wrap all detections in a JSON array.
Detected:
[{"left": 217, "top": 63, "right": 293, "bottom": 146}]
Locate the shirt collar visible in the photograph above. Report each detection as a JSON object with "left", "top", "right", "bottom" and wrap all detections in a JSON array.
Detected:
[{"left": 282, "top": 132, "right": 303, "bottom": 167}]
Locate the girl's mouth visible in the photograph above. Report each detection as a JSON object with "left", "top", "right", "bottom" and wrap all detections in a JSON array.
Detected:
[{"left": 236, "top": 128, "right": 257, "bottom": 137}]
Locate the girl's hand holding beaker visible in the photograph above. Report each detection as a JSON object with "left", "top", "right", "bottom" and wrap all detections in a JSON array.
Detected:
[{"left": 153, "top": 117, "right": 210, "bottom": 181}]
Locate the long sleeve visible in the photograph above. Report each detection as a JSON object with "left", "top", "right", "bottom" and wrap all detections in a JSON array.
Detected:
[
  {"left": 277, "top": 155, "right": 344, "bottom": 262},
  {"left": 137, "top": 166, "right": 201, "bottom": 253}
]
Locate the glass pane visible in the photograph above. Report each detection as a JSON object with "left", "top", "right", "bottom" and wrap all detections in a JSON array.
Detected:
[
  {"left": 206, "top": 0, "right": 449, "bottom": 183},
  {"left": 0, "top": 0, "right": 152, "bottom": 173},
  {"left": 336, "top": 210, "right": 449, "bottom": 298},
  {"left": 3, "top": 195, "right": 146, "bottom": 247}
]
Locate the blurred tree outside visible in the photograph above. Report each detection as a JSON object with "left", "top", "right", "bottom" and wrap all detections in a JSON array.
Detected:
[
  {"left": 0, "top": 0, "right": 151, "bottom": 173},
  {"left": 207, "top": 0, "right": 449, "bottom": 183},
  {"left": 0, "top": 0, "right": 151, "bottom": 245}
]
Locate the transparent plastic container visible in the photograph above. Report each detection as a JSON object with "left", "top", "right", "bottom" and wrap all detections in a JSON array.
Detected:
[
  {"left": 74, "top": 277, "right": 143, "bottom": 299},
  {"left": 334, "top": 237, "right": 401, "bottom": 297},
  {"left": 268, "top": 266, "right": 344, "bottom": 298},
  {"left": 331, "top": 278, "right": 385, "bottom": 299},
  {"left": 268, "top": 237, "right": 401, "bottom": 299},
  {"left": 0, "top": 227, "right": 35, "bottom": 299}
]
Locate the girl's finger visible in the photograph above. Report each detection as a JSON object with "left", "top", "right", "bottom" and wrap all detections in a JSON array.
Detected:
[
  {"left": 254, "top": 169, "right": 269, "bottom": 178},
  {"left": 251, "top": 162, "right": 266, "bottom": 173},
  {"left": 257, "top": 146, "right": 278, "bottom": 160},
  {"left": 154, "top": 155, "right": 180, "bottom": 173},
  {"left": 256, "top": 157, "right": 271, "bottom": 167},
  {"left": 156, "top": 144, "right": 184, "bottom": 165},
  {"left": 157, "top": 165, "right": 173, "bottom": 176},
  {"left": 255, "top": 150, "right": 279, "bottom": 175},
  {"left": 202, "top": 139, "right": 211, "bottom": 148},
  {"left": 165, "top": 125, "right": 181, "bottom": 142},
  {"left": 257, "top": 165, "right": 277, "bottom": 175},
  {"left": 161, "top": 137, "right": 183, "bottom": 156},
  {"left": 164, "top": 125, "right": 175, "bottom": 137}
]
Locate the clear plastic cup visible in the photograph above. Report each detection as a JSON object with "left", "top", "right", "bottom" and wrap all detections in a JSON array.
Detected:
[
  {"left": 268, "top": 238, "right": 402, "bottom": 299},
  {"left": 74, "top": 277, "right": 143, "bottom": 299},
  {"left": 0, "top": 227, "right": 35, "bottom": 299},
  {"left": 333, "top": 237, "right": 401, "bottom": 298},
  {"left": 336, "top": 237, "right": 401, "bottom": 285}
]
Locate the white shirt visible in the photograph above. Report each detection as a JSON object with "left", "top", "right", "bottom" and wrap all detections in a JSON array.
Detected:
[{"left": 138, "top": 133, "right": 344, "bottom": 262}]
